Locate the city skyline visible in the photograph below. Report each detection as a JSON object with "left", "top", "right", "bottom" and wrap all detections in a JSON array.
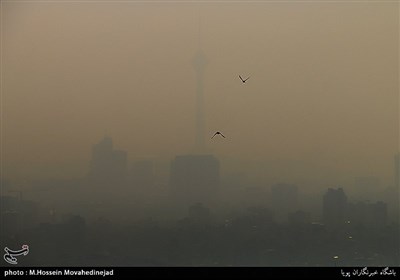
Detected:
[
  {"left": 0, "top": 1, "right": 398, "bottom": 269},
  {"left": 2, "top": 3, "right": 398, "bottom": 187}
]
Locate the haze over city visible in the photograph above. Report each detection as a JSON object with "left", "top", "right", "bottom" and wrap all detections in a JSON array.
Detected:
[{"left": 1, "top": 1, "right": 399, "bottom": 267}]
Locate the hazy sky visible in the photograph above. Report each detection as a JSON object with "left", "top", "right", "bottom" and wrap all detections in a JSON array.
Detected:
[{"left": 2, "top": 2, "right": 398, "bottom": 184}]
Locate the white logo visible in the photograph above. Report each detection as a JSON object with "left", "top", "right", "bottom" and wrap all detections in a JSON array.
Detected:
[{"left": 3, "top": 245, "right": 29, "bottom": 265}]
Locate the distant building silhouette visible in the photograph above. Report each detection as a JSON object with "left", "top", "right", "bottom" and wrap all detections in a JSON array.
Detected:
[
  {"left": 1, "top": 195, "right": 20, "bottom": 235},
  {"left": 391, "top": 153, "right": 400, "bottom": 223},
  {"left": 323, "top": 187, "right": 348, "bottom": 228},
  {"left": 347, "top": 201, "right": 387, "bottom": 228},
  {"left": 1, "top": 195, "right": 39, "bottom": 234},
  {"left": 270, "top": 183, "right": 298, "bottom": 223},
  {"left": 89, "top": 136, "right": 127, "bottom": 193},
  {"left": 169, "top": 154, "right": 219, "bottom": 207},
  {"left": 395, "top": 153, "right": 400, "bottom": 188}
]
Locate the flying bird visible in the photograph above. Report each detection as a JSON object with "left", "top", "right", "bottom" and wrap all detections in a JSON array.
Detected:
[
  {"left": 239, "top": 75, "right": 250, "bottom": 83},
  {"left": 212, "top": 131, "right": 226, "bottom": 139}
]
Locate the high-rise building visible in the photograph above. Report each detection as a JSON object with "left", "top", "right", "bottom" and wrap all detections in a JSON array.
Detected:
[
  {"left": 323, "top": 187, "right": 348, "bottom": 228},
  {"left": 89, "top": 136, "right": 127, "bottom": 191},
  {"left": 395, "top": 153, "right": 400, "bottom": 188},
  {"left": 169, "top": 155, "right": 219, "bottom": 207},
  {"left": 347, "top": 201, "right": 387, "bottom": 228},
  {"left": 270, "top": 183, "right": 298, "bottom": 223}
]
